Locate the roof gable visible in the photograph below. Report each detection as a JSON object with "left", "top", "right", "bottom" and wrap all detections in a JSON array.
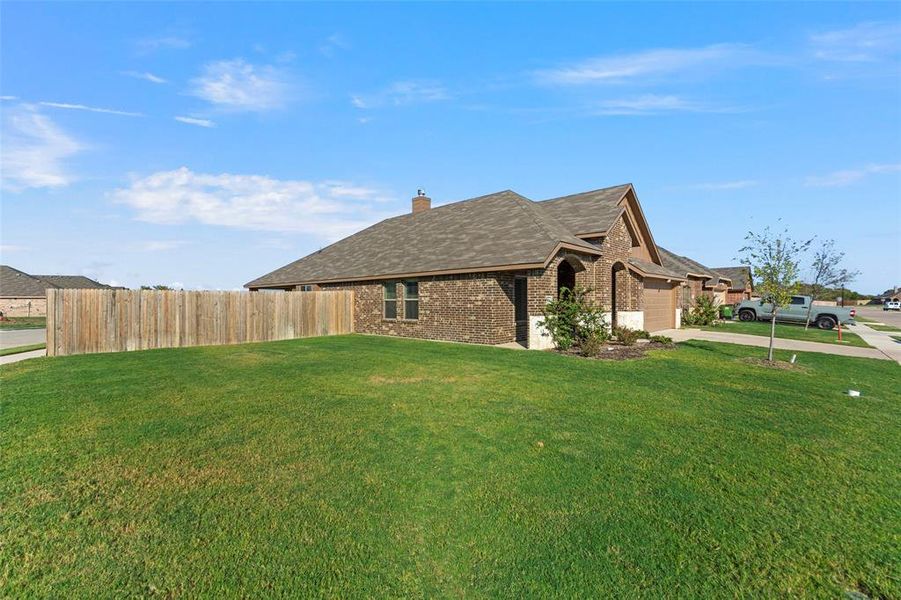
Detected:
[{"left": 712, "top": 266, "right": 752, "bottom": 291}]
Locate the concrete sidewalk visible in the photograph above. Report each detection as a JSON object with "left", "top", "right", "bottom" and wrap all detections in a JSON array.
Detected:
[
  {"left": 848, "top": 323, "right": 901, "bottom": 364},
  {"left": 658, "top": 328, "right": 892, "bottom": 361},
  {"left": 0, "top": 349, "right": 46, "bottom": 365}
]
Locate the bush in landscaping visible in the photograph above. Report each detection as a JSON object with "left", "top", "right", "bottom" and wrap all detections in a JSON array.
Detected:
[
  {"left": 540, "top": 287, "right": 609, "bottom": 351},
  {"left": 613, "top": 326, "right": 640, "bottom": 346},
  {"left": 650, "top": 335, "right": 673, "bottom": 345},
  {"left": 682, "top": 295, "right": 719, "bottom": 327},
  {"left": 579, "top": 332, "right": 608, "bottom": 357}
]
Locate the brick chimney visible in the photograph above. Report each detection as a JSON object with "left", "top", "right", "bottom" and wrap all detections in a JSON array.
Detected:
[{"left": 412, "top": 189, "right": 431, "bottom": 214}]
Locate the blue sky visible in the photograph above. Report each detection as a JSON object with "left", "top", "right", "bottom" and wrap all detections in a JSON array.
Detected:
[{"left": 1, "top": 2, "right": 899, "bottom": 293}]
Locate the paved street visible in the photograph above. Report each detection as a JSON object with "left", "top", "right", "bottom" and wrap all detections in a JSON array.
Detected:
[
  {"left": 854, "top": 305, "right": 901, "bottom": 328},
  {"left": 0, "top": 328, "right": 46, "bottom": 349}
]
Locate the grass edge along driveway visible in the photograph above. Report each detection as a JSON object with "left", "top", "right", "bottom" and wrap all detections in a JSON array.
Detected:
[
  {"left": 702, "top": 319, "right": 870, "bottom": 347},
  {"left": 0, "top": 343, "right": 46, "bottom": 357},
  {"left": 1, "top": 334, "right": 898, "bottom": 598}
]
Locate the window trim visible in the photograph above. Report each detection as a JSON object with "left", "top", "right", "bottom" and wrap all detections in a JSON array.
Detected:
[
  {"left": 403, "top": 280, "right": 419, "bottom": 321},
  {"left": 383, "top": 282, "right": 397, "bottom": 320}
]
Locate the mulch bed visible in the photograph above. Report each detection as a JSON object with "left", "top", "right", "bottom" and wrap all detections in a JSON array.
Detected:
[
  {"left": 740, "top": 357, "right": 809, "bottom": 372},
  {"left": 555, "top": 340, "right": 675, "bottom": 361}
]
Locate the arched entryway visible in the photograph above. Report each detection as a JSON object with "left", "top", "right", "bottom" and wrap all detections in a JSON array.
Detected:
[
  {"left": 557, "top": 260, "right": 576, "bottom": 297},
  {"left": 611, "top": 262, "right": 626, "bottom": 327}
]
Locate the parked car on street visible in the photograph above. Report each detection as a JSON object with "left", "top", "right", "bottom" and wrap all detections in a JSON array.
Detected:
[
  {"left": 884, "top": 300, "right": 901, "bottom": 311},
  {"left": 736, "top": 295, "right": 855, "bottom": 330}
]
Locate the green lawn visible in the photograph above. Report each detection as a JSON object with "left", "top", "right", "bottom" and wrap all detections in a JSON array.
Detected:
[
  {"left": 2, "top": 335, "right": 898, "bottom": 598},
  {"left": 0, "top": 316, "right": 46, "bottom": 330},
  {"left": 0, "top": 343, "right": 46, "bottom": 357},
  {"left": 866, "top": 323, "right": 901, "bottom": 333},
  {"left": 702, "top": 320, "right": 870, "bottom": 347}
]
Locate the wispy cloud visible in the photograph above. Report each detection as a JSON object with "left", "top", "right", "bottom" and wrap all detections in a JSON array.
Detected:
[
  {"left": 174, "top": 116, "right": 215, "bottom": 128},
  {"left": 38, "top": 101, "right": 143, "bottom": 117},
  {"left": 319, "top": 33, "right": 350, "bottom": 57},
  {"left": 113, "top": 167, "right": 392, "bottom": 237},
  {"left": 805, "top": 163, "right": 901, "bottom": 187},
  {"left": 683, "top": 180, "right": 759, "bottom": 191},
  {"left": 351, "top": 80, "right": 450, "bottom": 109},
  {"left": 135, "top": 35, "right": 191, "bottom": 54},
  {"left": 0, "top": 95, "right": 17, "bottom": 101},
  {"left": 1, "top": 105, "right": 83, "bottom": 191},
  {"left": 123, "top": 71, "right": 168, "bottom": 84},
  {"left": 0, "top": 244, "right": 30, "bottom": 253},
  {"left": 591, "top": 94, "right": 737, "bottom": 116},
  {"left": 189, "top": 59, "right": 295, "bottom": 112},
  {"left": 534, "top": 43, "right": 762, "bottom": 85},
  {"left": 809, "top": 22, "right": 901, "bottom": 62}
]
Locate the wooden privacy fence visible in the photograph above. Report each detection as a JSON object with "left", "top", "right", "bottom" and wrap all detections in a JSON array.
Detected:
[{"left": 46, "top": 289, "right": 354, "bottom": 357}]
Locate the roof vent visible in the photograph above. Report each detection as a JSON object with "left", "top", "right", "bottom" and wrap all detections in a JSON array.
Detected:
[{"left": 412, "top": 189, "right": 431, "bottom": 214}]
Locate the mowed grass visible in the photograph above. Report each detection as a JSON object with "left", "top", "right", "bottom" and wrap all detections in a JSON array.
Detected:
[
  {"left": 867, "top": 323, "right": 901, "bottom": 333},
  {"left": 2, "top": 335, "right": 899, "bottom": 598},
  {"left": 0, "top": 317, "right": 46, "bottom": 330},
  {"left": 703, "top": 320, "right": 870, "bottom": 347},
  {"left": 0, "top": 343, "right": 46, "bottom": 357}
]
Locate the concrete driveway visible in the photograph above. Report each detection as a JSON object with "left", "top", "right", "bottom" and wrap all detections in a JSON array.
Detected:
[{"left": 0, "top": 328, "right": 46, "bottom": 349}]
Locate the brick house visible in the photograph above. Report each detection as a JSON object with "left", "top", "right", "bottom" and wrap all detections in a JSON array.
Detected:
[
  {"left": 0, "top": 265, "right": 111, "bottom": 317},
  {"left": 658, "top": 248, "right": 734, "bottom": 310},
  {"left": 712, "top": 266, "right": 755, "bottom": 303},
  {"left": 246, "top": 184, "right": 686, "bottom": 349}
]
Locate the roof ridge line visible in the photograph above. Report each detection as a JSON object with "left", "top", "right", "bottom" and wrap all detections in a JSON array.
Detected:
[{"left": 511, "top": 195, "right": 560, "bottom": 245}]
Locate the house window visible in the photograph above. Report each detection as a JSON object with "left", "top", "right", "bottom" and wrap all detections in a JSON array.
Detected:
[
  {"left": 299, "top": 285, "right": 314, "bottom": 292},
  {"left": 404, "top": 281, "right": 419, "bottom": 320},
  {"left": 514, "top": 277, "right": 528, "bottom": 322},
  {"left": 383, "top": 283, "right": 397, "bottom": 319}
]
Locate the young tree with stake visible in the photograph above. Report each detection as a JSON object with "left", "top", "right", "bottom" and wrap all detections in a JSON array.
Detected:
[
  {"left": 739, "top": 226, "right": 812, "bottom": 361},
  {"left": 803, "top": 240, "right": 860, "bottom": 329}
]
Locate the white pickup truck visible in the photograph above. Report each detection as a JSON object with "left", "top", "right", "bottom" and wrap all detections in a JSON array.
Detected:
[{"left": 736, "top": 295, "right": 856, "bottom": 330}]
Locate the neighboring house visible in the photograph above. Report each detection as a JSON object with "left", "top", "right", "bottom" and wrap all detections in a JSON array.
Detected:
[
  {"left": 0, "top": 265, "right": 110, "bottom": 317},
  {"left": 657, "top": 248, "right": 733, "bottom": 309},
  {"left": 247, "top": 184, "right": 687, "bottom": 349},
  {"left": 711, "top": 266, "right": 754, "bottom": 303},
  {"left": 873, "top": 286, "right": 901, "bottom": 304}
]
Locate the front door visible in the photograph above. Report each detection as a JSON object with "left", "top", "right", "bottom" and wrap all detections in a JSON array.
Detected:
[{"left": 514, "top": 277, "right": 528, "bottom": 344}]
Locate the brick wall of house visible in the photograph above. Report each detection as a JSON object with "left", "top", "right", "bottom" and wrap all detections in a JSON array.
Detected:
[
  {"left": 522, "top": 217, "right": 641, "bottom": 319},
  {"left": 0, "top": 297, "right": 47, "bottom": 317},
  {"left": 320, "top": 271, "right": 519, "bottom": 345},
  {"left": 312, "top": 215, "right": 645, "bottom": 346}
]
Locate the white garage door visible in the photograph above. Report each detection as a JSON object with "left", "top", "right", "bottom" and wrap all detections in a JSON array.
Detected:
[{"left": 644, "top": 280, "right": 675, "bottom": 332}]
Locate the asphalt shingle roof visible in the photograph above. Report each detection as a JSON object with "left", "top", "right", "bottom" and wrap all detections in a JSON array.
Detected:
[
  {"left": 246, "top": 189, "right": 618, "bottom": 288},
  {"left": 538, "top": 184, "right": 630, "bottom": 236},
  {"left": 1, "top": 266, "right": 109, "bottom": 297},
  {"left": 32, "top": 275, "right": 110, "bottom": 289},
  {"left": 658, "top": 247, "right": 731, "bottom": 286},
  {"left": 0, "top": 265, "right": 55, "bottom": 297},
  {"left": 627, "top": 258, "right": 685, "bottom": 280},
  {"left": 712, "top": 266, "right": 752, "bottom": 291}
]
